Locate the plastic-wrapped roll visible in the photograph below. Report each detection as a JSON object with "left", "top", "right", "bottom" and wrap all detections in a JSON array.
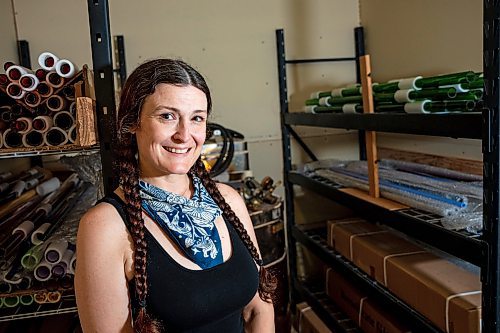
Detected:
[
  {"left": 45, "top": 71, "right": 64, "bottom": 88},
  {"left": 44, "top": 127, "right": 69, "bottom": 146},
  {"left": 68, "top": 125, "right": 77, "bottom": 143},
  {"left": 3, "top": 129, "right": 23, "bottom": 148},
  {"left": 34, "top": 257, "right": 53, "bottom": 282},
  {"left": 6, "top": 65, "right": 31, "bottom": 82},
  {"left": 3, "top": 295, "right": 19, "bottom": 308},
  {"left": 24, "top": 91, "right": 42, "bottom": 108},
  {"left": 19, "top": 294, "right": 34, "bottom": 306},
  {"left": 35, "top": 68, "right": 47, "bottom": 81},
  {"left": 34, "top": 291, "right": 47, "bottom": 304},
  {"left": 46, "top": 95, "right": 66, "bottom": 112},
  {"left": 53, "top": 111, "right": 74, "bottom": 130},
  {"left": 55, "top": 59, "right": 78, "bottom": 78},
  {"left": 69, "top": 101, "right": 76, "bottom": 115},
  {"left": 62, "top": 85, "right": 75, "bottom": 100},
  {"left": 6, "top": 82, "right": 26, "bottom": 99},
  {"left": 38, "top": 52, "right": 59, "bottom": 71},
  {"left": 14, "top": 117, "right": 33, "bottom": 134},
  {"left": 31, "top": 223, "right": 51, "bottom": 245},
  {"left": 69, "top": 251, "right": 77, "bottom": 274},
  {"left": 15, "top": 276, "right": 32, "bottom": 290},
  {"left": 0, "top": 74, "right": 9, "bottom": 86},
  {"left": 45, "top": 240, "right": 68, "bottom": 264},
  {"left": 47, "top": 291, "right": 61, "bottom": 303},
  {"left": 32, "top": 115, "right": 53, "bottom": 132},
  {"left": 10, "top": 104, "right": 23, "bottom": 116},
  {"left": 36, "top": 82, "right": 53, "bottom": 98},
  {"left": 52, "top": 248, "right": 74, "bottom": 278},
  {"left": 3, "top": 61, "right": 14, "bottom": 71},
  {"left": 36, "top": 177, "right": 61, "bottom": 196},
  {"left": 19, "top": 73, "right": 39, "bottom": 91},
  {"left": 21, "top": 242, "right": 49, "bottom": 270},
  {"left": 22, "top": 130, "right": 44, "bottom": 148}
]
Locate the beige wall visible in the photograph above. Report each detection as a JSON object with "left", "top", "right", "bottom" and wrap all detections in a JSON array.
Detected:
[
  {"left": 0, "top": 0, "right": 17, "bottom": 63},
  {"left": 359, "top": 0, "right": 483, "bottom": 161},
  {"left": 12, "top": 0, "right": 361, "bottom": 186}
]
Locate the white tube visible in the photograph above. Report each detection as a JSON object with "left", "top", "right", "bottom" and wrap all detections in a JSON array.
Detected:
[
  {"left": 36, "top": 177, "right": 61, "bottom": 196},
  {"left": 10, "top": 180, "right": 26, "bottom": 197},
  {"left": 6, "top": 65, "right": 31, "bottom": 81},
  {"left": 32, "top": 115, "right": 53, "bottom": 132},
  {"left": 34, "top": 258, "right": 53, "bottom": 282},
  {"left": 15, "top": 117, "right": 33, "bottom": 134},
  {"left": 53, "top": 111, "right": 75, "bottom": 130},
  {"left": 22, "top": 130, "right": 44, "bottom": 148},
  {"left": 342, "top": 103, "right": 358, "bottom": 114},
  {"left": 304, "top": 105, "right": 316, "bottom": 113},
  {"left": 6, "top": 82, "right": 26, "bottom": 99},
  {"left": 331, "top": 88, "right": 343, "bottom": 97},
  {"left": 45, "top": 240, "right": 68, "bottom": 264},
  {"left": 310, "top": 92, "right": 320, "bottom": 99},
  {"left": 31, "top": 223, "right": 51, "bottom": 245},
  {"left": 45, "top": 71, "right": 64, "bottom": 88},
  {"left": 13, "top": 220, "right": 35, "bottom": 239},
  {"left": 404, "top": 100, "right": 431, "bottom": 114},
  {"left": 319, "top": 96, "right": 331, "bottom": 106},
  {"left": 393, "top": 76, "right": 422, "bottom": 90},
  {"left": 46, "top": 95, "right": 66, "bottom": 112},
  {"left": 394, "top": 89, "right": 415, "bottom": 103},
  {"left": 43, "top": 126, "right": 69, "bottom": 146},
  {"left": 55, "top": 59, "right": 78, "bottom": 78},
  {"left": 68, "top": 125, "right": 77, "bottom": 143},
  {"left": 38, "top": 52, "right": 59, "bottom": 71},
  {"left": 24, "top": 91, "right": 42, "bottom": 108},
  {"left": 19, "top": 73, "right": 39, "bottom": 91},
  {"left": 3, "top": 129, "right": 23, "bottom": 148}
]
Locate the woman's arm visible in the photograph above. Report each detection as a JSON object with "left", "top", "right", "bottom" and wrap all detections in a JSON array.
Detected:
[
  {"left": 75, "top": 203, "right": 135, "bottom": 333},
  {"left": 217, "top": 183, "right": 275, "bottom": 333}
]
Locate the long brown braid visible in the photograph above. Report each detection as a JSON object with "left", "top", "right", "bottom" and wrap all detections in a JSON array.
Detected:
[
  {"left": 116, "top": 58, "right": 273, "bottom": 333},
  {"left": 190, "top": 158, "right": 277, "bottom": 302}
]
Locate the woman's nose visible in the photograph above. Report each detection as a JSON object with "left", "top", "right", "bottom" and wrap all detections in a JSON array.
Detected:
[{"left": 172, "top": 121, "right": 189, "bottom": 142}]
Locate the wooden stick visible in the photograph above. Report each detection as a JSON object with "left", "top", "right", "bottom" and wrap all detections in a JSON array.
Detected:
[{"left": 360, "top": 55, "right": 380, "bottom": 198}]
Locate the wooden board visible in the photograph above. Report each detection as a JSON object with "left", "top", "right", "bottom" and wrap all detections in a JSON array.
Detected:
[
  {"left": 76, "top": 97, "right": 97, "bottom": 146},
  {"left": 340, "top": 187, "right": 408, "bottom": 211}
]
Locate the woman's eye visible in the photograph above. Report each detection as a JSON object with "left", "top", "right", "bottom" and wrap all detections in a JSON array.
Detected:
[
  {"left": 193, "top": 115, "right": 205, "bottom": 122},
  {"left": 161, "top": 113, "right": 175, "bottom": 120}
]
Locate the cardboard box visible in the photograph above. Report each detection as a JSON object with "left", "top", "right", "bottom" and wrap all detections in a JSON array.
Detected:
[
  {"left": 326, "top": 268, "right": 411, "bottom": 333},
  {"left": 327, "top": 219, "right": 385, "bottom": 260},
  {"left": 351, "top": 231, "right": 425, "bottom": 285},
  {"left": 386, "top": 252, "right": 481, "bottom": 333},
  {"left": 296, "top": 302, "right": 334, "bottom": 333}
]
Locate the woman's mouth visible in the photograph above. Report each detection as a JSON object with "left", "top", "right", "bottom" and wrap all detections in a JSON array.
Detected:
[{"left": 164, "top": 147, "right": 190, "bottom": 154}]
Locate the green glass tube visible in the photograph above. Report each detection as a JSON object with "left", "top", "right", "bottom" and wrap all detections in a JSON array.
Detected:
[
  {"left": 374, "top": 87, "right": 457, "bottom": 103},
  {"left": 415, "top": 71, "right": 477, "bottom": 88},
  {"left": 312, "top": 106, "right": 343, "bottom": 113},
  {"left": 305, "top": 98, "right": 320, "bottom": 106},
  {"left": 454, "top": 90, "right": 483, "bottom": 101},
  {"left": 430, "top": 100, "right": 476, "bottom": 112},
  {"left": 3, "top": 295, "right": 19, "bottom": 308},
  {"left": 341, "top": 86, "right": 362, "bottom": 97},
  {"left": 375, "top": 104, "right": 405, "bottom": 112},
  {"left": 19, "top": 294, "right": 34, "bottom": 306},
  {"left": 328, "top": 95, "right": 363, "bottom": 105},
  {"left": 22, "top": 243, "right": 48, "bottom": 270},
  {"left": 372, "top": 81, "right": 400, "bottom": 94},
  {"left": 462, "top": 79, "right": 484, "bottom": 90}
]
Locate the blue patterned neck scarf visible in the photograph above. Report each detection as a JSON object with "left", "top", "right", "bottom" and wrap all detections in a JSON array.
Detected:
[{"left": 138, "top": 176, "right": 223, "bottom": 269}]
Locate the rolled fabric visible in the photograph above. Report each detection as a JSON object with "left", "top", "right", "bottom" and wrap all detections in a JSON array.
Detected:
[
  {"left": 34, "top": 291, "right": 48, "bottom": 304},
  {"left": 0, "top": 282, "right": 12, "bottom": 294},
  {"left": 3, "top": 61, "right": 14, "bottom": 71},
  {"left": 31, "top": 222, "right": 51, "bottom": 245},
  {"left": 36, "top": 177, "right": 61, "bottom": 196},
  {"left": 14, "top": 117, "right": 33, "bottom": 134},
  {"left": 0, "top": 73, "right": 10, "bottom": 86},
  {"left": 3, "top": 295, "right": 19, "bottom": 308},
  {"left": 15, "top": 276, "right": 32, "bottom": 290},
  {"left": 45, "top": 240, "right": 68, "bottom": 264},
  {"left": 3, "top": 129, "right": 23, "bottom": 148},
  {"left": 55, "top": 59, "right": 78, "bottom": 78},
  {"left": 34, "top": 257, "right": 53, "bottom": 281},
  {"left": 36, "top": 82, "right": 53, "bottom": 98},
  {"left": 24, "top": 91, "right": 42, "bottom": 108},
  {"left": 11, "top": 104, "right": 23, "bottom": 116},
  {"left": 19, "top": 73, "right": 39, "bottom": 91},
  {"left": 38, "top": 52, "right": 59, "bottom": 71},
  {"left": 69, "top": 101, "right": 77, "bottom": 115},
  {"left": 35, "top": 68, "right": 48, "bottom": 81},
  {"left": 6, "top": 65, "right": 31, "bottom": 82},
  {"left": 19, "top": 294, "right": 34, "bottom": 306},
  {"left": 45, "top": 71, "right": 64, "bottom": 88},
  {"left": 69, "top": 251, "right": 77, "bottom": 274},
  {"left": 62, "top": 85, "right": 75, "bottom": 100},
  {"left": 32, "top": 115, "right": 53, "bottom": 132},
  {"left": 68, "top": 125, "right": 77, "bottom": 143},
  {"left": 47, "top": 291, "right": 61, "bottom": 303},
  {"left": 44, "top": 127, "right": 69, "bottom": 146},
  {"left": 22, "top": 130, "right": 44, "bottom": 148},
  {"left": 6, "top": 82, "right": 26, "bottom": 99},
  {"left": 53, "top": 111, "right": 75, "bottom": 130},
  {"left": 52, "top": 248, "right": 74, "bottom": 278},
  {"left": 46, "top": 95, "right": 66, "bottom": 112},
  {"left": 21, "top": 242, "right": 49, "bottom": 270},
  {"left": 0, "top": 171, "right": 13, "bottom": 182}
]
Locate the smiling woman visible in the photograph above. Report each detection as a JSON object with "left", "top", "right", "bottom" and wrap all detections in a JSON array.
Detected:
[{"left": 74, "top": 59, "right": 275, "bottom": 333}]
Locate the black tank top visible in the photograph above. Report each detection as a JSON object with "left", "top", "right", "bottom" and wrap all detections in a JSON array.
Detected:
[{"left": 98, "top": 193, "right": 259, "bottom": 333}]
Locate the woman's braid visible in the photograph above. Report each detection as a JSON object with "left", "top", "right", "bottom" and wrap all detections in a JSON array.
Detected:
[{"left": 191, "top": 158, "right": 276, "bottom": 302}]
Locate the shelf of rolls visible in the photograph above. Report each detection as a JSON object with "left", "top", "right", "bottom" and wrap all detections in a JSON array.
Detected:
[
  {"left": 304, "top": 71, "right": 483, "bottom": 115},
  {"left": 0, "top": 52, "right": 99, "bottom": 157}
]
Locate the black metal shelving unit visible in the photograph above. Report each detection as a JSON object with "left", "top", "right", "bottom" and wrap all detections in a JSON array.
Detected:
[{"left": 278, "top": 2, "right": 499, "bottom": 330}]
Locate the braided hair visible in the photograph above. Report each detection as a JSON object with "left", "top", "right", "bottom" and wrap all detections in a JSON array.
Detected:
[{"left": 116, "top": 59, "right": 275, "bottom": 332}]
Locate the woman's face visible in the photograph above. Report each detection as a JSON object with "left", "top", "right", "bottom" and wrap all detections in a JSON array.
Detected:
[{"left": 135, "top": 83, "right": 208, "bottom": 178}]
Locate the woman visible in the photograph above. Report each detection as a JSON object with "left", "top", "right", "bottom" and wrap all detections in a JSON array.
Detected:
[{"left": 75, "top": 59, "right": 275, "bottom": 332}]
